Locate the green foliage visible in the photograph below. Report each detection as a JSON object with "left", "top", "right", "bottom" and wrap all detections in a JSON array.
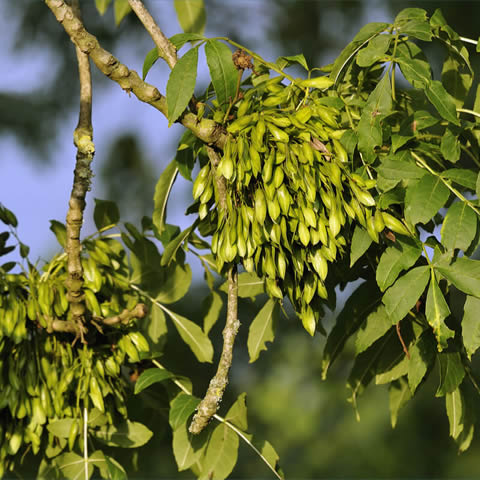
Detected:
[{"left": 5, "top": 3, "right": 480, "bottom": 479}]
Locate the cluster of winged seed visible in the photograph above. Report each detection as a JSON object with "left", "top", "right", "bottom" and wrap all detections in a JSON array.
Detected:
[{"left": 193, "top": 75, "right": 409, "bottom": 335}]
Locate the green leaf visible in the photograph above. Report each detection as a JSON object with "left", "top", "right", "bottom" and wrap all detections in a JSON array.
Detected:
[
  {"left": 220, "top": 271, "right": 265, "bottom": 298},
  {"left": 155, "top": 262, "right": 192, "bottom": 304},
  {"left": 129, "top": 237, "right": 163, "bottom": 286},
  {"left": 248, "top": 299, "right": 279, "bottom": 363},
  {"left": 376, "top": 355, "right": 409, "bottom": 385},
  {"left": 405, "top": 173, "right": 450, "bottom": 226},
  {"left": 355, "top": 305, "right": 393, "bottom": 354},
  {"left": 19, "top": 242, "right": 29, "bottom": 258},
  {"left": 425, "top": 80, "right": 460, "bottom": 125},
  {"left": 399, "top": 19, "right": 432, "bottom": 41},
  {"left": 174, "top": 0, "right": 206, "bottom": 34},
  {"left": 134, "top": 368, "right": 174, "bottom": 394},
  {"left": 172, "top": 423, "right": 206, "bottom": 471},
  {"left": 205, "top": 40, "right": 238, "bottom": 112},
  {"left": 161, "top": 223, "right": 197, "bottom": 267},
  {"left": 140, "top": 303, "right": 168, "bottom": 353},
  {"left": 436, "top": 257, "right": 480, "bottom": 297},
  {"left": 175, "top": 136, "right": 196, "bottom": 181},
  {"left": 166, "top": 47, "right": 198, "bottom": 125},
  {"left": 395, "top": 7, "right": 427, "bottom": 23},
  {"left": 442, "top": 168, "right": 477, "bottom": 191},
  {"left": 446, "top": 387, "right": 464, "bottom": 440},
  {"left": 104, "top": 455, "right": 127, "bottom": 480},
  {"left": 389, "top": 378, "right": 412, "bottom": 428},
  {"left": 95, "top": 0, "right": 112, "bottom": 15},
  {"left": 143, "top": 47, "right": 159, "bottom": 80},
  {"left": 376, "top": 237, "right": 422, "bottom": 291},
  {"left": 94, "top": 420, "right": 153, "bottom": 448},
  {"left": 462, "top": 295, "right": 480, "bottom": 360},
  {"left": 170, "top": 32, "right": 206, "bottom": 50},
  {"left": 383, "top": 266, "right": 430, "bottom": 323},
  {"left": 356, "top": 34, "right": 391, "bottom": 67},
  {"left": 199, "top": 422, "right": 239, "bottom": 480},
  {"left": 442, "top": 54, "right": 472, "bottom": 108},
  {"left": 54, "top": 452, "right": 92, "bottom": 480},
  {"left": 166, "top": 308, "right": 214, "bottom": 363},
  {"left": 357, "top": 73, "right": 392, "bottom": 162},
  {"left": 350, "top": 226, "right": 372, "bottom": 267},
  {"left": 49, "top": 220, "right": 67, "bottom": 248},
  {"left": 114, "top": 0, "right": 131, "bottom": 26},
  {"left": 378, "top": 153, "right": 425, "bottom": 180},
  {"left": 169, "top": 393, "right": 200, "bottom": 431},
  {"left": 93, "top": 198, "right": 120, "bottom": 231},
  {"left": 201, "top": 291, "right": 223, "bottom": 335},
  {"left": 440, "top": 128, "right": 461, "bottom": 162},
  {"left": 441, "top": 201, "right": 477, "bottom": 251},
  {"left": 330, "top": 22, "right": 390, "bottom": 83},
  {"left": 225, "top": 392, "right": 248, "bottom": 431},
  {"left": 436, "top": 352, "right": 465, "bottom": 396},
  {"left": 395, "top": 41, "right": 432, "bottom": 88},
  {"left": 276, "top": 54, "right": 308, "bottom": 71},
  {"left": 408, "top": 331, "right": 436, "bottom": 393},
  {"left": 322, "top": 281, "right": 381, "bottom": 378},
  {"left": 47, "top": 418, "right": 75, "bottom": 439},
  {"left": 425, "top": 275, "right": 454, "bottom": 350}
]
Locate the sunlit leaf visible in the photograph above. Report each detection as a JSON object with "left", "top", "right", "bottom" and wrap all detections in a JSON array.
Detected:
[
  {"left": 95, "top": 0, "right": 112, "bottom": 15},
  {"left": 134, "top": 368, "right": 174, "bottom": 394},
  {"left": 94, "top": 421, "right": 153, "bottom": 448},
  {"left": 54, "top": 452, "right": 92, "bottom": 480},
  {"left": 425, "top": 274, "right": 454, "bottom": 350},
  {"left": 205, "top": 40, "right": 238, "bottom": 111},
  {"left": 166, "top": 308, "right": 214, "bottom": 363},
  {"left": 166, "top": 47, "right": 198, "bottom": 125},
  {"left": 383, "top": 266, "right": 430, "bottom": 323},
  {"left": 225, "top": 392, "right": 248, "bottom": 431},
  {"left": 114, "top": 0, "right": 131, "bottom": 26},
  {"left": 441, "top": 201, "right": 477, "bottom": 252},
  {"left": 350, "top": 225, "right": 372, "bottom": 267},
  {"left": 436, "top": 257, "right": 480, "bottom": 297},
  {"left": 172, "top": 422, "right": 207, "bottom": 471},
  {"left": 220, "top": 272, "right": 265, "bottom": 298},
  {"left": 199, "top": 422, "right": 239, "bottom": 480},
  {"left": 276, "top": 54, "right": 308, "bottom": 71},
  {"left": 405, "top": 173, "right": 450, "bottom": 226},
  {"left": 174, "top": 0, "right": 206, "bottom": 35},
  {"left": 170, "top": 32, "right": 206, "bottom": 50},
  {"left": 408, "top": 331, "right": 436, "bottom": 393},
  {"left": 143, "top": 47, "right": 159, "bottom": 81},
  {"left": 376, "top": 237, "right": 422, "bottom": 291},
  {"left": 201, "top": 291, "right": 223, "bottom": 335},
  {"left": 356, "top": 34, "right": 391, "bottom": 67},
  {"left": 446, "top": 387, "right": 464, "bottom": 439},
  {"left": 462, "top": 295, "right": 480, "bottom": 360},
  {"left": 355, "top": 305, "right": 393, "bottom": 354},
  {"left": 169, "top": 393, "right": 200, "bottom": 431},
  {"left": 425, "top": 80, "right": 460, "bottom": 125}
]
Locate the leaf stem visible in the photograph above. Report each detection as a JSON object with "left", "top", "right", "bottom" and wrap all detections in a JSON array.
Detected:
[
  {"left": 459, "top": 36, "right": 478, "bottom": 46},
  {"left": 457, "top": 108, "right": 480, "bottom": 120},
  {"left": 83, "top": 405, "right": 88, "bottom": 480},
  {"left": 411, "top": 151, "right": 480, "bottom": 217}
]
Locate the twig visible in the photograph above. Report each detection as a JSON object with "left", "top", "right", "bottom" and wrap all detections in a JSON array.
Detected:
[
  {"left": 100, "top": 303, "right": 148, "bottom": 325},
  {"left": 64, "top": 0, "right": 94, "bottom": 343},
  {"left": 83, "top": 405, "right": 88, "bottom": 480},
  {"left": 189, "top": 265, "right": 239, "bottom": 434},
  {"left": 127, "top": 0, "right": 177, "bottom": 69},
  {"left": 44, "top": 0, "right": 226, "bottom": 149},
  {"left": 396, "top": 322, "right": 410, "bottom": 359}
]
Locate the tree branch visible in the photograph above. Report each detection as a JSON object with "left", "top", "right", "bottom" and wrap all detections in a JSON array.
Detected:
[
  {"left": 189, "top": 265, "right": 239, "bottom": 434},
  {"left": 64, "top": 0, "right": 94, "bottom": 343},
  {"left": 127, "top": 0, "right": 177, "bottom": 69},
  {"left": 44, "top": 0, "right": 226, "bottom": 148}
]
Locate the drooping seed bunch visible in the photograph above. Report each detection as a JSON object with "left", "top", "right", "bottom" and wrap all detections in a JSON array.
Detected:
[
  {"left": 193, "top": 75, "right": 410, "bottom": 335},
  {"left": 0, "top": 238, "right": 150, "bottom": 475}
]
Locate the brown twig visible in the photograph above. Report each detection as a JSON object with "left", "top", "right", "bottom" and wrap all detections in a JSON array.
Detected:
[
  {"left": 127, "top": 0, "right": 177, "bottom": 69},
  {"left": 100, "top": 304, "right": 148, "bottom": 325},
  {"left": 44, "top": 0, "right": 226, "bottom": 149},
  {"left": 189, "top": 265, "right": 239, "bottom": 434},
  {"left": 64, "top": 0, "right": 94, "bottom": 343}
]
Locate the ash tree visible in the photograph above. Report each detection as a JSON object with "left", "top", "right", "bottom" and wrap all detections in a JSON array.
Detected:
[{"left": 1, "top": 1, "right": 480, "bottom": 478}]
